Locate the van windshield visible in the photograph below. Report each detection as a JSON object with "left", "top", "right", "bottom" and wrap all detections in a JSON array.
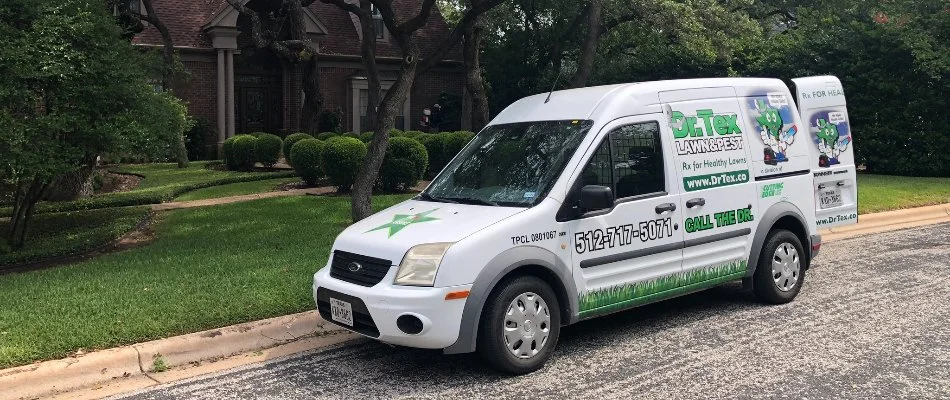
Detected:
[{"left": 422, "top": 120, "right": 593, "bottom": 207}]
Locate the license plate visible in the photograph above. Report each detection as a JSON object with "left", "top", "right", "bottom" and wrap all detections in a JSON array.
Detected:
[
  {"left": 819, "top": 187, "right": 843, "bottom": 209},
  {"left": 329, "top": 298, "right": 353, "bottom": 326}
]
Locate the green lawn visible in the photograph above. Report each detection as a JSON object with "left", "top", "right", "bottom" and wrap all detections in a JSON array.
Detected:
[
  {"left": 858, "top": 174, "right": 950, "bottom": 214},
  {"left": 0, "top": 207, "right": 149, "bottom": 268},
  {"left": 174, "top": 177, "right": 300, "bottom": 202},
  {"left": 0, "top": 194, "right": 411, "bottom": 369},
  {"left": 0, "top": 163, "right": 296, "bottom": 217}
]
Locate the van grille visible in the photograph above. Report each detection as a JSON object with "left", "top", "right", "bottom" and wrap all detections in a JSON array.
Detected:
[{"left": 329, "top": 250, "right": 392, "bottom": 287}]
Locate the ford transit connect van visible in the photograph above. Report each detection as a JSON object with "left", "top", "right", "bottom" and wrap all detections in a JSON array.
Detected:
[{"left": 313, "top": 76, "right": 858, "bottom": 374}]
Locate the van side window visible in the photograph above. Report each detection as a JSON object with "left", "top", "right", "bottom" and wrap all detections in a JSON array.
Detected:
[
  {"left": 577, "top": 121, "right": 664, "bottom": 202},
  {"left": 610, "top": 122, "right": 664, "bottom": 198}
]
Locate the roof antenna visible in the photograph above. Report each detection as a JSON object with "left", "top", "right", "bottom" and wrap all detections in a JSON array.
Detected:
[{"left": 544, "top": 68, "right": 564, "bottom": 104}]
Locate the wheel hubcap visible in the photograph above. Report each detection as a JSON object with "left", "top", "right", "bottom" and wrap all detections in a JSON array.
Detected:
[
  {"left": 771, "top": 242, "right": 801, "bottom": 292},
  {"left": 503, "top": 292, "right": 551, "bottom": 359}
]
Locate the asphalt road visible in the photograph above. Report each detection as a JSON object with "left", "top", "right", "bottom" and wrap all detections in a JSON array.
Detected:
[{"left": 116, "top": 223, "right": 950, "bottom": 400}]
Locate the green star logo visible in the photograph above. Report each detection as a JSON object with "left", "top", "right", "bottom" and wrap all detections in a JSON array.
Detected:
[{"left": 366, "top": 209, "right": 440, "bottom": 238}]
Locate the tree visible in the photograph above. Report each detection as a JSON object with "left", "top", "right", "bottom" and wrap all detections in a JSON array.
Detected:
[
  {"left": 324, "top": 0, "right": 506, "bottom": 221},
  {"left": 225, "top": 0, "right": 326, "bottom": 133},
  {"left": 0, "top": 0, "right": 190, "bottom": 248}
]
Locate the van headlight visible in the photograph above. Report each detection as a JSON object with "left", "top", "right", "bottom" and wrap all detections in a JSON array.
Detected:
[{"left": 394, "top": 243, "right": 453, "bottom": 286}]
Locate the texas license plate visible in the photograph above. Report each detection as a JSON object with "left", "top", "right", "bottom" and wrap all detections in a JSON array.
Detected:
[
  {"left": 819, "top": 187, "right": 843, "bottom": 209},
  {"left": 329, "top": 298, "right": 353, "bottom": 326}
]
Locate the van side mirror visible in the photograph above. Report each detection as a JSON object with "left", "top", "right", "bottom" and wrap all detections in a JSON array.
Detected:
[{"left": 579, "top": 185, "right": 614, "bottom": 212}]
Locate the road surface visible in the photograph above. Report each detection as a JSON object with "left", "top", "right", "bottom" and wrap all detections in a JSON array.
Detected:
[{"left": 116, "top": 223, "right": 950, "bottom": 399}]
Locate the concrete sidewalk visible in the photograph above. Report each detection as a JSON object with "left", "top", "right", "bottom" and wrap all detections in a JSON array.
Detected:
[{"left": 3, "top": 202, "right": 948, "bottom": 400}]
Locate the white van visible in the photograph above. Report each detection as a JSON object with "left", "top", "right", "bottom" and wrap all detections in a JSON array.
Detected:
[{"left": 313, "top": 76, "right": 858, "bottom": 373}]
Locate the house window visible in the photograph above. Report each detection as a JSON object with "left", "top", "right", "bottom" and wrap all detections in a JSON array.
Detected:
[
  {"left": 359, "top": 89, "right": 405, "bottom": 132},
  {"left": 370, "top": 5, "right": 385, "bottom": 40}
]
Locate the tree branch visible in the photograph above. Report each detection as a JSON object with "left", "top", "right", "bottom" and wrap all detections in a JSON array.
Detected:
[{"left": 415, "top": 0, "right": 505, "bottom": 78}]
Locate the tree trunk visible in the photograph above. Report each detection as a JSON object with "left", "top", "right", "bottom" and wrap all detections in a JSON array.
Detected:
[
  {"left": 140, "top": 0, "right": 189, "bottom": 168},
  {"left": 569, "top": 0, "right": 602, "bottom": 89},
  {"left": 351, "top": 46, "right": 421, "bottom": 221},
  {"left": 43, "top": 156, "right": 97, "bottom": 202},
  {"left": 463, "top": 2, "right": 489, "bottom": 131},
  {"left": 7, "top": 177, "right": 48, "bottom": 249},
  {"left": 299, "top": 50, "right": 324, "bottom": 133},
  {"left": 359, "top": 1, "right": 381, "bottom": 133}
]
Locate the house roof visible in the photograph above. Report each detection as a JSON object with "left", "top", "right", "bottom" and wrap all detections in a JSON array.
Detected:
[{"left": 133, "top": 0, "right": 460, "bottom": 61}]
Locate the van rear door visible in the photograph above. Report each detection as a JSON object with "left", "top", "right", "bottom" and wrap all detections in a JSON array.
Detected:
[{"left": 791, "top": 76, "right": 858, "bottom": 228}]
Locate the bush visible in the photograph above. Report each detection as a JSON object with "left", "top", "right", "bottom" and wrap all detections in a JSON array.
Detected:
[
  {"left": 403, "top": 130, "right": 426, "bottom": 139},
  {"left": 290, "top": 139, "right": 326, "bottom": 186},
  {"left": 316, "top": 132, "right": 339, "bottom": 141},
  {"left": 445, "top": 131, "right": 476, "bottom": 159},
  {"left": 321, "top": 137, "right": 367, "bottom": 192},
  {"left": 359, "top": 131, "right": 375, "bottom": 143},
  {"left": 416, "top": 134, "right": 446, "bottom": 177},
  {"left": 380, "top": 137, "right": 429, "bottom": 191},
  {"left": 317, "top": 109, "right": 343, "bottom": 133},
  {"left": 248, "top": 131, "right": 266, "bottom": 138},
  {"left": 282, "top": 133, "right": 314, "bottom": 167},
  {"left": 185, "top": 118, "right": 214, "bottom": 161},
  {"left": 0, "top": 238, "right": 10, "bottom": 255},
  {"left": 390, "top": 129, "right": 405, "bottom": 137},
  {"left": 222, "top": 136, "right": 237, "bottom": 169},
  {"left": 229, "top": 135, "right": 258, "bottom": 171},
  {"left": 254, "top": 133, "right": 282, "bottom": 168}
]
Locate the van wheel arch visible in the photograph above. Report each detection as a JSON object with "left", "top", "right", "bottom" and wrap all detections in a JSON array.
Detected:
[
  {"left": 492, "top": 265, "right": 573, "bottom": 326},
  {"left": 748, "top": 203, "right": 812, "bottom": 277}
]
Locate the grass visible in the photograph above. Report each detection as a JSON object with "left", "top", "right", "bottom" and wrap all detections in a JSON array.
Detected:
[
  {"left": 0, "top": 194, "right": 412, "bottom": 369},
  {"left": 579, "top": 259, "right": 747, "bottom": 318},
  {"left": 0, "top": 206, "right": 149, "bottom": 268},
  {"left": 0, "top": 163, "right": 296, "bottom": 217},
  {"left": 857, "top": 174, "right": 950, "bottom": 214},
  {"left": 173, "top": 177, "right": 300, "bottom": 202}
]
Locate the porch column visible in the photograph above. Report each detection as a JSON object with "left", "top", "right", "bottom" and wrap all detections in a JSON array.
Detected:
[
  {"left": 216, "top": 49, "right": 227, "bottom": 154},
  {"left": 226, "top": 49, "right": 236, "bottom": 138}
]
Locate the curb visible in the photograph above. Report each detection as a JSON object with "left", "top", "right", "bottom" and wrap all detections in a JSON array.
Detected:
[
  {"left": 0, "top": 312, "right": 344, "bottom": 400},
  {"left": 820, "top": 203, "right": 950, "bottom": 242},
  {"left": 2, "top": 202, "right": 948, "bottom": 399}
]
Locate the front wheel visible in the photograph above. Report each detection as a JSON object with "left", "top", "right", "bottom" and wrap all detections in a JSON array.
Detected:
[
  {"left": 753, "top": 229, "right": 806, "bottom": 304},
  {"left": 477, "top": 275, "right": 561, "bottom": 374}
]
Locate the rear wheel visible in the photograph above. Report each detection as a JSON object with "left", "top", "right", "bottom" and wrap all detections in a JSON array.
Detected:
[
  {"left": 477, "top": 275, "right": 561, "bottom": 374},
  {"left": 753, "top": 229, "right": 806, "bottom": 304}
]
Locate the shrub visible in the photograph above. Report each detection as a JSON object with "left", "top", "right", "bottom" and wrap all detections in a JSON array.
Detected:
[
  {"left": 254, "top": 133, "right": 282, "bottom": 168},
  {"left": 403, "top": 130, "right": 426, "bottom": 139},
  {"left": 416, "top": 134, "right": 446, "bottom": 177},
  {"left": 282, "top": 133, "right": 314, "bottom": 167},
  {"left": 249, "top": 131, "right": 266, "bottom": 138},
  {"left": 0, "top": 238, "right": 10, "bottom": 255},
  {"left": 290, "top": 139, "right": 326, "bottom": 186},
  {"left": 390, "top": 129, "right": 405, "bottom": 137},
  {"left": 445, "top": 131, "right": 476, "bottom": 159},
  {"left": 380, "top": 137, "right": 429, "bottom": 191},
  {"left": 222, "top": 136, "right": 237, "bottom": 169},
  {"left": 316, "top": 132, "right": 339, "bottom": 141},
  {"left": 321, "top": 137, "right": 367, "bottom": 192},
  {"left": 229, "top": 134, "right": 258, "bottom": 171},
  {"left": 359, "top": 131, "right": 375, "bottom": 143},
  {"left": 318, "top": 109, "right": 343, "bottom": 133}
]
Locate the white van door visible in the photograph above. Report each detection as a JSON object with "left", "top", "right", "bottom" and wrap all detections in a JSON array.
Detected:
[
  {"left": 565, "top": 115, "right": 684, "bottom": 319},
  {"left": 792, "top": 76, "right": 859, "bottom": 228},
  {"left": 665, "top": 97, "right": 757, "bottom": 282}
]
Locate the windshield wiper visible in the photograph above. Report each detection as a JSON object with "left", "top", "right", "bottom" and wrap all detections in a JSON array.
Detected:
[
  {"left": 417, "top": 193, "right": 459, "bottom": 204},
  {"left": 442, "top": 197, "right": 499, "bottom": 206}
]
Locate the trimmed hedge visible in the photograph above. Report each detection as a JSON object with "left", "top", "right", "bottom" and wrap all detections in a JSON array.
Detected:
[
  {"left": 380, "top": 137, "right": 428, "bottom": 191},
  {"left": 254, "top": 133, "right": 282, "bottom": 168},
  {"left": 229, "top": 135, "right": 258, "bottom": 171},
  {"left": 290, "top": 139, "right": 326, "bottom": 186},
  {"left": 416, "top": 134, "right": 446, "bottom": 177},
  {"left": 222, "top": 136, "right": 237, "bottom": 169},
  {"left": 282, "top": 133, "right": 314, "bottom": 166},
  {"left": 445, "top": 131, "right": 476, "bottom": 159},
  {"left": 359, "top": 131, "right": 375, "bottom": 143},
  {"left": 321, "top": 137, "right": 367, "bottom": 192},
  {"left": 316, "top": 132, "right": 339, "bottom": 141}
]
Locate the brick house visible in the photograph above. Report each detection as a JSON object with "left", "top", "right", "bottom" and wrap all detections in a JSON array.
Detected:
[{"left": 131, "top": 0, "right": 465, "bottom": 158}]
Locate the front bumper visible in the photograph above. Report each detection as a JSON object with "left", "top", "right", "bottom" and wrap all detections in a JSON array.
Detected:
[{"left": 312, "top": 267, "right": 470, "bottom": 349}]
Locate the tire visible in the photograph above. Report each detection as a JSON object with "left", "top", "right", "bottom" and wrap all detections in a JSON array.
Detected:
[
  {"left": 477, "top": 275, "right": 561, "bottom": 374},
  {"left": 753, "top": 229, "right": 807, "bottom": 304}
]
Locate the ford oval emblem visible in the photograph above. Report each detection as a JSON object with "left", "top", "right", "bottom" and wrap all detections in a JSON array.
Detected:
[{"left": 347, "top": 262, "right": 362, "bottom": 273}]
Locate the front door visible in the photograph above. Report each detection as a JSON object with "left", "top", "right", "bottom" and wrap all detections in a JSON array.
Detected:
[
  {"left": 236, "top": 75, "right": 283, "bottom": 135},
  {"left": 565, "top": 115, "right": 684, "bottom": 319}
]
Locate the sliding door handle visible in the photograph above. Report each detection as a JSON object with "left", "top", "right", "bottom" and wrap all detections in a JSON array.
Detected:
[
  {"left": 655, "top": 203, "right": 677, "bottom": 214},
  {"left": 686, "top": 198, "right": 706, "bottom": 208}
]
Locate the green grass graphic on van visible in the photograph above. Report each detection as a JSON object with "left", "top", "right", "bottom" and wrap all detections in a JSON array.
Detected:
[
  {"left": 579, "top": 259, "right": 748, "bottom": 318},
  {"left": 683, "top": 169, "right": 749, "bottom": 192}
]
